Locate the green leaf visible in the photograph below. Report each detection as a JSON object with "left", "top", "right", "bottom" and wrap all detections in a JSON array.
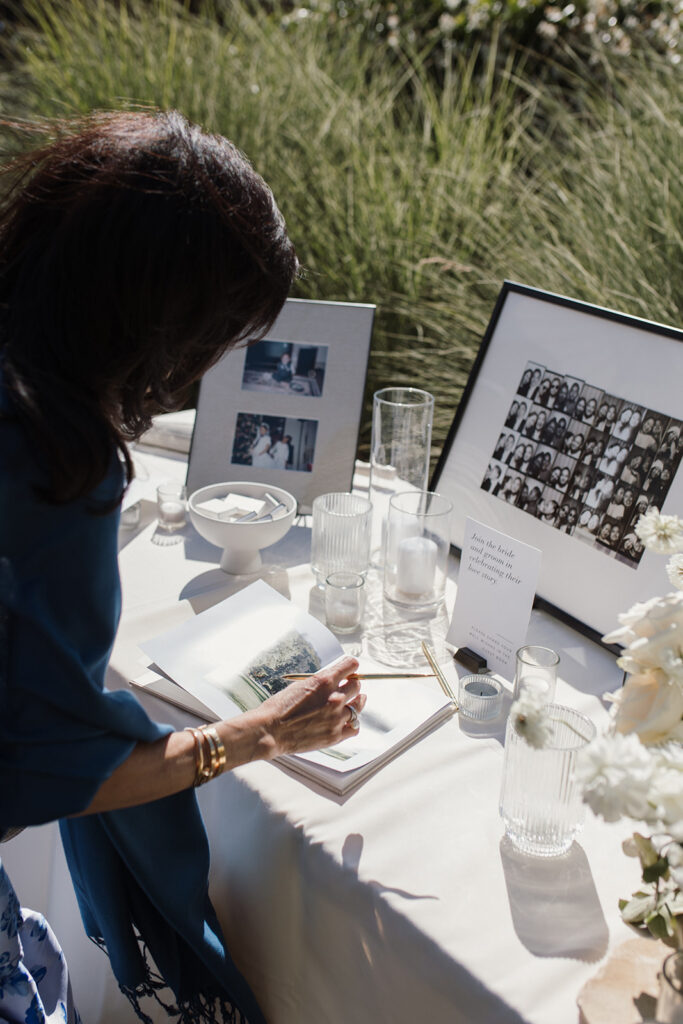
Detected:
[
  {"left": 667, "top": 894, "right": 683, "bottom": 915},
  {"left": 643, "top": 857, "right": 670, "bottom": 884},
  {"left": 633, "top": 833, "right": 659, "bottom": 870},
  {"left": 621, "top": 893, "right": 657, "bottom": 923},
  {"left": 645, "top": 904, "right": 676, "bottom": 942}
]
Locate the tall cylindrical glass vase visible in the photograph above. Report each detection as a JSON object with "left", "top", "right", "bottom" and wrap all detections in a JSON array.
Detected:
[{"left": 368, "top": 387, "right": 434, "bottom": 565}]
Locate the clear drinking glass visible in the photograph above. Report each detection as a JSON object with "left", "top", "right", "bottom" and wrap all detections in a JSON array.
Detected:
[
  {"left": 383, "top": 490, "right": 452, "bottom": 609},
  {"left": 657, "top": 951, "right": 683, "bottom": 1024},
  {"left": 156, "top": 482, "right": 187, "bottom": 532},
  {"left": 499, "top": 703, "right": 596, "bottom": 857},
  {"left": 310, "top": 493, "right": 372, "bottom": 585},
  {"left": 324, "top": 571, "right": 365, "bottom": 633},
  {"left": 368, "top": 387, "right": 434, "bottom": 565},
  {"left": 513, "top": 645, "right": 560, "bottom": 703}
]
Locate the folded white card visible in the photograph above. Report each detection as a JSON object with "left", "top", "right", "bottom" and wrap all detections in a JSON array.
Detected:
[{"left": 447, "top": 517, "right": 541, "bottom": 680}]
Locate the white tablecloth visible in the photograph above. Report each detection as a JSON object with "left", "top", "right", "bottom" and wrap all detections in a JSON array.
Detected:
[{"left": 2, "top": 445, "right": 637, "bottom": 1024}]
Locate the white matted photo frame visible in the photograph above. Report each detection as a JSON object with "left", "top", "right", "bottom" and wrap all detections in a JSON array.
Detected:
[
  {"left": 187, "top": 298, "right": 375, "bottom": 510},
  {"left": 431, "top": 281, "right": 683, "bottom": 648}
]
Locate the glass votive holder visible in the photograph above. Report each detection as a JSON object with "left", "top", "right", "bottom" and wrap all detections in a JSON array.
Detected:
[
  {"left": 458, "top": 673, "right": 504, "bottom": 721},
  {"left": 324, "top": 572, "right": 365, "bottom": 633},
  {"left": 499, "top": 703, "right": 596, "bottom": 857},
  {"left": 513, "top": 645, "right": 559, "bottom": 703},
  {"left": 656, "top": 951, "right": 683, "bottom": 1023},
  {"left": 120, "top": 501, "right": 141, "bottom": 530},
  {"left": 157, "top": 481, "right": 187, "bottom": 532},
  {"left": 310, "top": 493, "right": 372, "bottom": 585},
  {"left": 383, "top": 490, "right": 452, "bottom": 608}
]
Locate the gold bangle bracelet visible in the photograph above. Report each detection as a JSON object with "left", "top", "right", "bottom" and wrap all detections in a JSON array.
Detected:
[
  {"left": 184, "top": 724, "right": 227, "bottom": 786},
  {"left": 199, "top": 724, "right": 227, "bottom": 777},
  {"left": 183, "top": 726, "right": 206, "bottom": 787}
]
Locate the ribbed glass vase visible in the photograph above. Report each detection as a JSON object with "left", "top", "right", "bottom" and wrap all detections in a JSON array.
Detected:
[{"left": 499, "top": 703, "right": 596, "bottom": 857}]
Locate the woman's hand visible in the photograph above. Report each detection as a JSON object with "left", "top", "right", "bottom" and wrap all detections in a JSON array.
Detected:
[
  {"left": 252, "top": 655, "right": 365, "bottom": 760},
  {"left": 77, "top": 656, "right": 364, "bottom": 815}
]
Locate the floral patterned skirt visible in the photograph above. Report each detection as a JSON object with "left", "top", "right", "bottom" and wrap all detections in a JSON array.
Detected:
[{"left": 0, "top": 858, "right": 80, "bottom": 1024}]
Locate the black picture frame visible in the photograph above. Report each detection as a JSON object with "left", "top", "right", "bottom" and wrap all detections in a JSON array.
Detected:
[{"left": 431, "top": 281, "right": 683, "bottom": 650}]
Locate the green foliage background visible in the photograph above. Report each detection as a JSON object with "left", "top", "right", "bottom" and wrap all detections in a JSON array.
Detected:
[{"left": 0, "top": 0, "right": 681, "bottom": 459}]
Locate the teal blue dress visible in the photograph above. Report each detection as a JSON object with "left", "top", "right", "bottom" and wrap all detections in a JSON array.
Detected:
[{"left": 0, "top": 379, "right": 265, "bottom": 1024}]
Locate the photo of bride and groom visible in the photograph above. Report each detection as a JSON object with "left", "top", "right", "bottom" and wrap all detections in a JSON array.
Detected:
[{"left": 231, "top": 412, "right": 319, "bottom": 473}]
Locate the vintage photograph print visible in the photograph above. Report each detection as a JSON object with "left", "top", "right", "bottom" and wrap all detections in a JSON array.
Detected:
[
  {"left": 241, "top": 340, "right": 328, "bottom": 397},
  {"left": 231, "top": 412, "right": 318, "bottom": 473}
]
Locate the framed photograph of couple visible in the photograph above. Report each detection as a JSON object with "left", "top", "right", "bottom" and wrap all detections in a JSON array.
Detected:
[
  {"left": 187, "top": 298, "right": 375, "bottom": 510},
  {"left": 431, "top": 281, "right": 683, "bottom": 646}
]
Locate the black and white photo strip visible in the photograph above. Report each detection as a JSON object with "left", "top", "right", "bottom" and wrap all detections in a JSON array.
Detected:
[
  {"left": 482, "top": 361, "right": 683, "bottom": 567},
  {"left": 231, "top": 412, "right": 318, "bottom": 473}
]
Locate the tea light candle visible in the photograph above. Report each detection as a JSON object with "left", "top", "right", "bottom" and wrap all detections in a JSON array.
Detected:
[
  {"left": 157, "top": 481, "right": 187, "bottom": 532},
  {"left": 520, "top": 676, "right": 553, "bottom": 699},
  {"left": 458, "top": 674, "right": 504, "bottom": 721},
  {"left": 325, "top": 571, "right": 365, "bottom": 634},
  {"left": 396, "top": 536, "right": 437, "bottom": 596},
  {"left": 160, "top": 501, "right": 186, "bottom": 524}
]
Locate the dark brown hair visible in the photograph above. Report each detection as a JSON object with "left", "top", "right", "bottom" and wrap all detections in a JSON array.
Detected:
[{"left": 0, "top": 110, "right": 297, "bottom": 503}]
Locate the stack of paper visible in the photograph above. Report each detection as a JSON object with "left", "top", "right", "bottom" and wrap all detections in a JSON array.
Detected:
[{"left": 194, "top": 492, "right": 290, "bottom": 523}]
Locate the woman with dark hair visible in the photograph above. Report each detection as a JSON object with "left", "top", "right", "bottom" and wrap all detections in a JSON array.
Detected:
[
  {"left": 0, "top": 112, "right": 364, "bottom": 1024},
  {"left": 501, "top": 473, "right": 523, "bottom": 504},
  {"left": 531, "top": 409, "right": 547, "bottom": 441},
  {"left": 522, "top": 410, "right": 538, "bottom": 439},
  {"left": 505, "top": 400, "right": 520, "bottom": 428},
  {"left": 536, "top": 378, "right": 552, "bottom": 407},
  {"left": 517, "top": 368, "right": 532, "bottom": 396},
  {"left": 509, "top": 442, "right": 526, "bottom": 471},
  {"left": 540, "top": 415, "right": 557, "bottom": 447}
]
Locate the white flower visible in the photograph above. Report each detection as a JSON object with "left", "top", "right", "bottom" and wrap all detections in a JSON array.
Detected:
[
  {"left": 510, "top": 690, "right": 553, "bottom": 749},
  {"left": 577, "top": 733, "right": 655, "bottom": 822},
  {"left": 648, "top": 744, "right": 683, "bottom": 829},
  {"left": 667, "top": 554, "right": 683, "bottom": 591},
  {"left": 603, "top": 592, "right": 683, "bottom": 647},
  {"left": 618, "top": 626, "right": 683, "bottom": 683},
  {"left": 667, "top": 841, "right": 683, "bottom": 887},
  {"left": 610, "top": 668, "right": 683, "bottom": 745},
  {"left": 634, "top": 509, "right": 683, "bottom": 555}
]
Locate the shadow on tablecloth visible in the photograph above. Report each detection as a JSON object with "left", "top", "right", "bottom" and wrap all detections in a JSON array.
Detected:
[{"left": 500, "top": 836, "right": 609, "bottom": 961}]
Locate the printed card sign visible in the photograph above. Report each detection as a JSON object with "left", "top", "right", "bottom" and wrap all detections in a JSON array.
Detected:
[{"left": 447, "top": 517, "right": 541, "bottom": 679}]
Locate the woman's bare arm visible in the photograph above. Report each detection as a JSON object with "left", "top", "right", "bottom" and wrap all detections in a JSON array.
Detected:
[{"left": 78, "top": 656, "right": 363, "bottom": 815}]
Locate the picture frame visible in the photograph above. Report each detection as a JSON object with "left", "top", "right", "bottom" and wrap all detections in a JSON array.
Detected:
[
  {"left": 187, "top": 298, "right": 375, "bottom": 511},
  {"left": 431, "top": 281, "right": 683, "bottom": 648}
]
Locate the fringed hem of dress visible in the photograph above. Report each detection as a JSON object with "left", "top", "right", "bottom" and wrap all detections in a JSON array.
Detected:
[{"left": 91, "top": 938, "right": 252, "bottom": 1024}]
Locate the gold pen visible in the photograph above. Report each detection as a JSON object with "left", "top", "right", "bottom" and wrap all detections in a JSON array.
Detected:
[
  {"left": 421, "top": 641, "right": 458, "bottom": 707},
  {"left": 283, "top": 672, "right": 436, "bottom": 681}
]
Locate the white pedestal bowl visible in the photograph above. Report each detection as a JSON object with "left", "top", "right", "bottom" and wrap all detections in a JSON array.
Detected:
[{"left": 188, "top": 481, "right": 297, "bottom": 574}]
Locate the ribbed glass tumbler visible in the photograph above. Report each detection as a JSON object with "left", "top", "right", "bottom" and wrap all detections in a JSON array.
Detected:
[
  {"left": 310, "top": 493, "right": 372, "bottom": 585},
  {"left": 499, "top": 704, "right": 596, "bottom": 857}
]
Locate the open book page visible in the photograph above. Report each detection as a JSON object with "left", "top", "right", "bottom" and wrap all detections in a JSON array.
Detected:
[
  {"left": 139, "top": 579, "right": 453, "bottom": 777},
  {"left": 141, "top": 579, "right": 342, "bottom": 722}
]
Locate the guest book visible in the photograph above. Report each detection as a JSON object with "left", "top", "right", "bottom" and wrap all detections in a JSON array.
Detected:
[{"left": 131, "top": 580, "right": 454, "bottom": 795}]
